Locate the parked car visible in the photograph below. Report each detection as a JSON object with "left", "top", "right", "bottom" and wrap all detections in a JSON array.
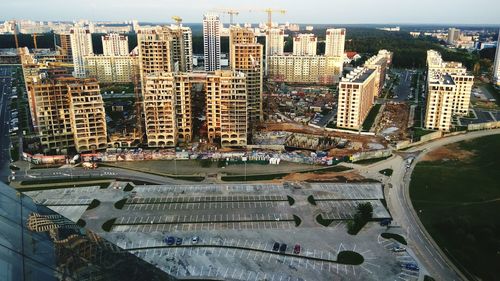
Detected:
[
  {"left": 192, "top": 236, "right": 199, "bottom": 244},
  {"left": 392, "top": 246, "right": 406, "bottom": 252},
  {"left": 272, "top": 242, "right": 280, "bottom": 251},
  {"left": 176, "top": 237, "right": 183, "bottom": 245},
  {"left": 404, "top": 263, "right": 419, "bottom": 271},
  {"left": 279, "top": 243, "right": 287, "bottom": 253},
  {"left": 166, "top": 236, "right": 175, "bottom": 245},
  {"left": 293, "top": 244, "right": 301, "bottom": 254}
]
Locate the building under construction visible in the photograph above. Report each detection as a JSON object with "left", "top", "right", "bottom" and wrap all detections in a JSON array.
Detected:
[{"left": 143, "top": 70, "right": 247, "bottom": 148}]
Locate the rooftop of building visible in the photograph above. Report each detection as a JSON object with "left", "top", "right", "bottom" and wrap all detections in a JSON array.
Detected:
[
  {"left": 341, "top": 67, "right": 376, "bottom": 83},
  {"left": 428, "top": 71, "right": 455, "bottom": 86}
]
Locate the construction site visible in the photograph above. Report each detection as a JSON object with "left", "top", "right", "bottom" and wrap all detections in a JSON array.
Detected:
[{"left": 373, "top": 102, "right": 411, "bottom": 142}]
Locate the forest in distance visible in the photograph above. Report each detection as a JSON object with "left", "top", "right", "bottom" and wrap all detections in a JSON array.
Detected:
[{"left": 0, "top": 26, "right": 496, "bottom": 70}]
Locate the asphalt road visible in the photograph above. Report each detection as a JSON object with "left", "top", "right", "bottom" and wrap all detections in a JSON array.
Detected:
[
  {"left": 393, "top": 69, "right": 413, "bottom": 102},
  {"left": 345, "top": 128, "right": 500, "bottom": 281},
  {"left": 0, "top": 66, "right": 15, "bottom": 182}
]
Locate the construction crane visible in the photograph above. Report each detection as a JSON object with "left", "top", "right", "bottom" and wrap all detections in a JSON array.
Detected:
[
  {"left": 249, "top": 8, "right": 286, "bottom": 29},
  {"left": 211, "top": 9, "right": 239, "bottom": 25},
  {"left": 11, "top": 20, "right": 19, "bottom": 51}
]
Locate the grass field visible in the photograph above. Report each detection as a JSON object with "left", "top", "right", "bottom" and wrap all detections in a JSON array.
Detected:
[{"left": 410, "top": 135, "right": 500, "bottom": 281}]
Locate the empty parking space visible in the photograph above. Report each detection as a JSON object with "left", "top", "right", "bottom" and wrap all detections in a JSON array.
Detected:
[
  {"left": 317, "top": 200, "right": 390, "bottom": 219},
  {"left": 310, "top": 183, "right": 384, "bottom": 199}
]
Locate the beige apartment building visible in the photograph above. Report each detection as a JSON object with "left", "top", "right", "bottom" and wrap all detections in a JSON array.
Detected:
[
  {"left": 293, "top": 34, "right": 317, "bottom": 56},
  {"left": 143, "top": 70, "right": 247, "bottom": 148},
  {"left": 424, "top": 50, "right": 474, "bottom": 131},
  {"left": 267, "top": 55, "right": 343, "bottom": 84},
  {"left": 26, "top": 76, "right": 107, "bottom": 153},
  {"left": 336, "top": 67, "right": 377, "bottom": 130},
  {"left": 229, "top": 27, "right": 264, "bottom": 122},
  {"left": 55, "top": 33, "right": 73, "bottom": 63},
  {"left": 364, "top": 49, "right": 393, "bottom": 96},
  {"left": 102, "top": 33, "right": 129, "bottom": 56},
  {"left": 84, "top": 55, "right": 139, "bottom": 83},
  {"left": 325, "top": 28, "right": 346, "bottom": 57},
  {"left": 67, "top": 81, "right": 108, "bottom": 152}
]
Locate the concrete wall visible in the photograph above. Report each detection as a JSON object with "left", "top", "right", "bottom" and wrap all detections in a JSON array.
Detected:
[
  {"left": 467, "top": 121, "right": 500, "bottom": 131},
  {"left": 351, "top": 149, "right": 392, "bottom": 162},
  {"left": 246, "top": 144, "right": 285, "bottom": 151}
]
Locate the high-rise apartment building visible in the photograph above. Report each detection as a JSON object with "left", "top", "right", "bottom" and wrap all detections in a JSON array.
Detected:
[
  {"left": 325, "top": 28, "right": 346, "bottom": 57},
  {"left": 336, "top": 67, "right": 377, "bottom": 130},
  {"left": 447, "top": 28, "right": 461, "bottom": 45},
  {"left": 493, "top": 30, "right": 500, "bottom": 86},
  {"left": 266, "top": 28, "right": 285, "bottom": 56},
  {"left": 70, "top": 26, "right": 93, "bottom": 78},
  {"left": 169, "top": 25, "right": 193, "bottom": 72},
  {"left": 55, "top": 33, "right": 73, "bottom": 63},
  {"left": 229, "top": 26, "right": 264, "bottom": 122},
  {"left": 267, "top": 55, "right": 343, "bottom": 84},
  {"left": 26, "top": 76, "right": 107, "bottom": 153},
  {"left": 67, "top": 81, "right": 108, "bottom": 152},
  {"left": 102, "top": 33, "right": 129, "bottom": 56},
  {"left": 203, "top": 14, "right": 221, "bottom": 71},
  {"left": 424, "top": 50, "right": 474, "bottom": 131},
  {"left": 84, "top": 55, "right": 139, "bottom": 83},
  {"left": 293, "top": 34, "right": 317, "bottom": 56},
  {"left": 137, "top": 27, "right": 174, "bottom": 86},
  {"left": 143, "top": 71, "right": 247, "bottom": 147},
  {"left": 206, "top": 71, "right": 248, "bottom": 147},
  {"left": 364, "top": 49, "right": 393, "bottom": 96}
]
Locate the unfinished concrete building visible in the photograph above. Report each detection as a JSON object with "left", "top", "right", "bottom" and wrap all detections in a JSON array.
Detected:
[
  {"left": 206, "top": 71, "right": 248, "bottom": 147},
  {"left": 54, "top": 33, "right": 73, "bottom": 63},
  {"left": 67, "top": 81, "right": 108, "bottom": 152},
  {"left": 229, "top": 27, "right": 264, "bottom": 122},
  {"left": 143, "top": 70, "right": 247, "bottom": 147},
  {"left": 26, "top": 76, "right": 107, "bottom": 153}
]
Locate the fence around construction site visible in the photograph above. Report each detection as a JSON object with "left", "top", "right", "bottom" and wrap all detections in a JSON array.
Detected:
[
  {"left": 350, "top": 149, "right": 392, "bottom": 162},
  {"left": 466, "top": 121, "right": 500, "bottom": 131}
]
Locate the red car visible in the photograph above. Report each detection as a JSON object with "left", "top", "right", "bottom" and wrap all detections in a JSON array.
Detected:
[{"left": 293, "top": 244, "right": 301, "bottom": 254}]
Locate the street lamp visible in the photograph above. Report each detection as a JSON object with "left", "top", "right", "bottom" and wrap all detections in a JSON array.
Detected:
[{"left": 242, "top": 156, "right": 247, "bottom": 181}]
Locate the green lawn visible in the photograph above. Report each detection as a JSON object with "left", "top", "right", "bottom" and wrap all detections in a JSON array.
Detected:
[{"left": 410, "top": 135, "right": 500, "bottom": 281}]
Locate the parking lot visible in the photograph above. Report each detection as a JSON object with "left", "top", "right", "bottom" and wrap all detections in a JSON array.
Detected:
[{"left": 27, "top": 181, "right": 410, "bottom": 280}]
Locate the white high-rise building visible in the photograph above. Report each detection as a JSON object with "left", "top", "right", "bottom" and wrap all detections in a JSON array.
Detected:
[
  {"left": 493, "top": 30, "right": 500, "bottom": 86},
  {"left": 102, "top": 33, "right": 129, "bottom": 56},
  {"left": 293, "top": 34, "right": 317, "bottom": 56},
  {"left": 70, "top": 26, "right": 93, "bottom": 78},
  {"left": 325, "top": 28, "right": 346, "bottom": 57},
  {"left": 266, "top": 28, "right": 284, "bottom": 56},
  {"left": 203, "top": 14, "right": 221, "bottom": 72}
]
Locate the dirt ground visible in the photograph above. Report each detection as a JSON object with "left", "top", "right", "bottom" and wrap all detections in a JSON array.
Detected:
[
  {"left": 261, "top": 122, "right": 388, "bottom": 153},
  {"left": 374, "top": 103, "right": 410, "bottom": 141},
  {"left": 280, "top": 170, "right": 366, "bottom": 182},
  {"left": 422, "top": 143, "right": 475, "bottom": 162}
]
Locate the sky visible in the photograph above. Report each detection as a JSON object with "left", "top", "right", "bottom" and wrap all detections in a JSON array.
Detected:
[{"left": 3, "top": 0, "right": 500, "bottom": 25}]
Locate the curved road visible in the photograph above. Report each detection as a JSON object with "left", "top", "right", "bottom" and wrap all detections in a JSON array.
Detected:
[{"left": 345, "top": 128, "right": 500, "bottom": 281}]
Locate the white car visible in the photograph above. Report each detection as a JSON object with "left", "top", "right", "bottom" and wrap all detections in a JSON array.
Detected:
[{"left": 192, "top": 236, "right": 199, "bottom": 244}]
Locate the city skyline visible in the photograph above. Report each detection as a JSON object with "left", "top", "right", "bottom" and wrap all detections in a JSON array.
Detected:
[{"left": 3, "top": 0, "right": 500, "bottom": 25}]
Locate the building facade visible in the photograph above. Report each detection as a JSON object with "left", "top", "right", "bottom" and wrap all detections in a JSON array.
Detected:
[
  {"left": 447, "top": 28, "right": 461, "bottom": 45},
  {"left": 293, "top": 33, "right": 317, "bottom": 56},
  {"left": 267, "top": 55, "right": 343, "bottom": 84},
  {"left": 364, "top": 49, "right": 393, "bottom": 96},
  {"left": 169, "top": 25, "right": 193, "bottom": 72},
  {"left": 102, "top": 33, "right": 129, "bottom": 56},
  {"left": 424, "top": 50, "right": 474, "bottom": 131},
  {"left": 266, "top": 28, "right": 284, "bottom": 56},
  {"left": 143, "top": 71, "right": 247, "bottom": 148},
  {"left": 203, "top": 14, "right": 221, "bottom": 72},
  {"left": 325, "top": 28, "right": 346, "bottom": 57},
  {"left": 70, "top": 26, "right": 93, "bottom": 78},
  {"left": 229, "top": 27, "right": 264, "bottom": 122},
  {"left": 26, "top": 77, "right": 107, "bottom": 153},
  {"left": 84, "top": 55, "right": 139, "bottom": 83},
  {"left": 336, "top": 67, "right": 377, "bottom": 130},
  {"left": 55, "top": 33, "right": 73, "bottom": 63}
]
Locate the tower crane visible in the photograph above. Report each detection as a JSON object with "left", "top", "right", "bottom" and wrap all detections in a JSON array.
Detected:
[
  {"left": 211, "top": 9, "right": 239, "bottom": 25},
  {"left": 248, "top": 8, "right": 286, "bottom": 29}
]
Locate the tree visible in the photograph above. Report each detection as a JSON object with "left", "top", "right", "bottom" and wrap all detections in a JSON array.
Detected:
[{"left": 357, "top": 202, "right": 373, "bottom": 221}]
